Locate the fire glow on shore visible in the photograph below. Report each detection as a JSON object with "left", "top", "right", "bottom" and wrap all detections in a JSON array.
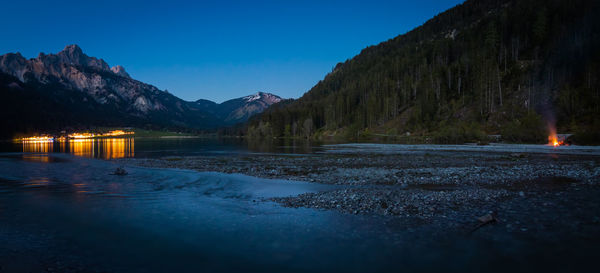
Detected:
[
  {"left": 547, "top": 127, "right": 566, "bottom": 147},
  {"left": 549, "top": 134, "right": 561, "bottom": 147}
]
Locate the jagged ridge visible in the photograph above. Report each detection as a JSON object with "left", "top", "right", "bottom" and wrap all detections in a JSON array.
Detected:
[{"left": 0, "top": 45, "right": 222, "bottom": 135}]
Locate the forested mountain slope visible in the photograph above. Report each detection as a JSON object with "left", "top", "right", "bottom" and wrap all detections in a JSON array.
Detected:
[{"left": 249, "top": 0, "right": 600, "bottom": 143}]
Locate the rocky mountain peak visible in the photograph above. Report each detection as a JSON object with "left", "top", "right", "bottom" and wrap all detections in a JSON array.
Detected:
[
  {"left": 0, "top": 52, "right": 26, "bottom": 64},
  {"left": 57, "top": 44, "right": 85, "bottom": 65},
  {"left": 111, "top": 65, "right": 131, "bottom": 78},
  {"left": 0, "top": 45, "right": 228, "bottom": 131},
  {"left": 0, "top": 44, "right": 139, "bottom": 84},
  {"left": 0, "top": 45, "right": 166, "bottom": 113},
  {"left": 0, "top": 53, "right": 28, "bottom": 81},
  {"left": 62, "top": 44, "right": 84, "bottom": 56},
  {"left": 49, "top": 44, "right": 109, "bottom": 71}
]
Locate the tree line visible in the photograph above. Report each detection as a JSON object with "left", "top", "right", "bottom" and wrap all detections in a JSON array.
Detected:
[{"left": 248, "top": 0, "right": 600, "bottom": 144}]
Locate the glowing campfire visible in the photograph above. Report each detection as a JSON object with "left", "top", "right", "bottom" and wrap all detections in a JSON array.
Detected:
[
  {"left": 548, "top": 134, "right": 563, "bottom": 147},
  {"left": 547, "top": 126, "right": 566, "bottom": 147}
]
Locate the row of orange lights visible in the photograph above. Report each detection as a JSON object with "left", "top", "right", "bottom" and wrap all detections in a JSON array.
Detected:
[
  {"left": 21, "top": 136, "right": 55, "bottom": 142},
  {"left": 69, "top": 130, "right": 134, "bottom": 139},
  {"left": 21, "top": 130, "right": 134, "bottom": 142}
]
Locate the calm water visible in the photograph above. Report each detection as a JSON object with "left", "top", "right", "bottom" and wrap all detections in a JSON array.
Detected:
[
  {"left": 0, "top": 138, "right": 596, "bottom": 272},
  {"left": 0, "top": 139, "right": 412, "bottom": 272},
  {"left": 0, "top": 137, "right": 324, "bottom": 160}
]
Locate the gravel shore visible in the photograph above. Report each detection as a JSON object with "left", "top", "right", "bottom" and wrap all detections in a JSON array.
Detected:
[{"left": 119, "top": 145, "right": 600, "bottom": 225}]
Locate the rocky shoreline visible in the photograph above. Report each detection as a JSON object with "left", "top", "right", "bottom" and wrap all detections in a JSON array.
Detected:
[
  {"left": 119, "top": 146, "right": 600, "bottom": 224},
  {"left": 116, "top": 145, "right": 600, "bottom": 267}
]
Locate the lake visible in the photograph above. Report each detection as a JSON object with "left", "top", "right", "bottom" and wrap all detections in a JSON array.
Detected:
[
  {"left": 0, "top": 138, "right": 409, "bottom": 273},
  {"left": 1, "top": 138, "right": 598, "bottom": 272}
]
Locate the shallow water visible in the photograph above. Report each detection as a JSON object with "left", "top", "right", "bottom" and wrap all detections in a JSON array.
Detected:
[
  {"left": 0, "top": 153, "right": 414, "bottom": 272},
  {"left": 1, "top": 140, "right": 599, "bottom": 272}
]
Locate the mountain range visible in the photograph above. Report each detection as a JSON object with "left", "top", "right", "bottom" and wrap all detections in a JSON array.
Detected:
[
  {"left": 0, "top": 45, "right": 281, "bottom": 137},
  {"left": 2, "top": 0, "right": 598, "bottom": 143},
  {"left": 248, "top": 0, "right": 600, "bottom": 143}
]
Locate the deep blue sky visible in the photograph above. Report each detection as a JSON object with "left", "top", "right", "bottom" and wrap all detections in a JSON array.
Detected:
[{"left": 2, "top": 0, "right": 463, "bottom": 102}]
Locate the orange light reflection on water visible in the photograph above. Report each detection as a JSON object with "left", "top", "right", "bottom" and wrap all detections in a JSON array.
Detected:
[
  {"left": 24, "top": 177, "right": 51, "bottom": 187},
  {"left": 23, "top": 141, "right": 54, "bottom": 153},
  {"left": 21, "top": 154, "right": 51, "bottom": 163},
  {"left": 100, "top": 138, "right": 134, "bottom": 159},
  {"left": 23, "top": 138, "right": 134, "bottom": 159},
  {"left": 69, "top": 139, "right": 96, "bottom": 158}
]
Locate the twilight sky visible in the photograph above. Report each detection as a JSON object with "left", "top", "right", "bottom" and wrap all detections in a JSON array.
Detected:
[{"left": 1, "top": 0, "right": 463, "bottom": 102}]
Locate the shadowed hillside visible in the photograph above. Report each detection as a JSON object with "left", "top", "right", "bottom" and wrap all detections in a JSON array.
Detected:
[{"left": 249, "top": 0, "right": 600, "bottom": 144}]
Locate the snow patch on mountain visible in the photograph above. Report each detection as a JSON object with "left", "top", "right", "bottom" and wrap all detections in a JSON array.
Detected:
[
  {"left": 196, "top": 92, "right": 283, "bottom": 124},
  {"left": 244, "top": 92, "right": 282, "bottom": 104}
]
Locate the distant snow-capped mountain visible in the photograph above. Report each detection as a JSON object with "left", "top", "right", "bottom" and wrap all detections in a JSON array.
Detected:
[{"left": 196, "top": 92, "right": 282, "bottom": 124}]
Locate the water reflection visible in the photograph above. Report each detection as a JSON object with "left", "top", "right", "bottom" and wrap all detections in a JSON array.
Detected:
[
  {"left": 24, "top": 177, "right": 51, "bottom": 187},
  {"left": 22, "top": 141, "right": 54, "bottom": 153},
  {"left": 22, "top": 138, "right": 134, "bottom": 159},
  {"left": 100, "top": 138, "right": 134, "bottom": 159},
  {"left": 21, "top": 154, "right": 52, "bottom": 163},
  {"left": 69, "top": 139, "right": 95, "bottom": 158}
]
